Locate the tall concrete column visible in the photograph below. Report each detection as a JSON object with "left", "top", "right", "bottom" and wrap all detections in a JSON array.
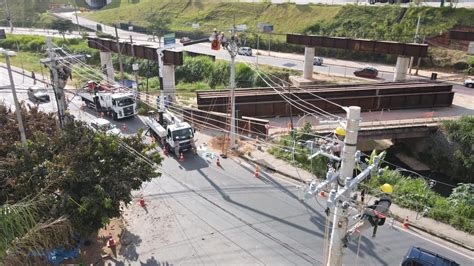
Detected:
[
  {"left": 99, "top": 51, "right": 114, "bottom": 84},
  {"left": 303, "top": 46, "right": 315, "bottom": 80},
  {"left": 393, "top": 56, "right": 411, "bottom": 82},
  {"left": 162, "top": 64, "right": 176, "bottom": 102}
]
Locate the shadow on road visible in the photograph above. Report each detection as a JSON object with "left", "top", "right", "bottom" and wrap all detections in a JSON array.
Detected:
[
  {"left": 195, "top": 168, "right": 323, "bottom": 238},
  {"left": 119, "top": 228, "right": 142, "bottom": 262},
  {"left": 140, "top": 256, "right": 171, "bottom": 266}
]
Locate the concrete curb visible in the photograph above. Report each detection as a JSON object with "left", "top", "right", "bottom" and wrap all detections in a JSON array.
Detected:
[
  {"left": 239, "top": 153, "right": 474, "bottom": 252},
  {"left": 391, "top": 214, "right": 474, "bottom": 252}
]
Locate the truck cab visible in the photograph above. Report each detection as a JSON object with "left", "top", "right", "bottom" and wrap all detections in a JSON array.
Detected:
[
  {"left": 166, "top": 121, "right": 195, "bottom": 156},
  {"left": 110, "top": 93, "right": 137, "bottom": 119}
]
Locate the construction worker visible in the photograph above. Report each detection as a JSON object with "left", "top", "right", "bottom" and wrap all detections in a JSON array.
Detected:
[
  {"left": 343, "top": 183, "right": 393, "bottom": 247},
  {"left": 331, "top": 126, "right": 345, "bottom": 157}
]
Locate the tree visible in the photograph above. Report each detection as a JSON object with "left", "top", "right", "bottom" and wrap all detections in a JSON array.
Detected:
[
  {"left": 51, "top": 19, "right": 74, "bottom": 41},
  {"left": 0, "top": 103, "right": 162, "bottom": 238},
  {"left": 146, "top": 13, "right": 172, "bottom": 37},
  {"left": 1, "top": 199, "right": 74, "bottom": 264}
]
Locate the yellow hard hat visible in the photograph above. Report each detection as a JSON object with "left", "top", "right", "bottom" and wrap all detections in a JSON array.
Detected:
[
  {"left": 380, "top": 183, "right": 393, "bottom": 194},
  {"left": 335, "top": 127, "right": 346, "bottom": 136}
]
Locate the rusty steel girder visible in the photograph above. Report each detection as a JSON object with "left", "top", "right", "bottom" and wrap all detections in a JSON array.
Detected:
[
  {"left": 86, "top": 37, "right": 183, "bottom": 65},
  {"left": 287, "top": 34, "right": 428, "bottom": 57}
]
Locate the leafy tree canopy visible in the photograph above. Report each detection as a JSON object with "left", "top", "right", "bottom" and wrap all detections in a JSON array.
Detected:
[{"left": 0, "top": 103, "right": 162, "bottom": 238}]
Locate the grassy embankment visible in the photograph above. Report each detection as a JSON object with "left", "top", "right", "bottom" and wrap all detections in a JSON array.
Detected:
[{"left": 83, "top": 1, "right": 474, "bottom": 68}]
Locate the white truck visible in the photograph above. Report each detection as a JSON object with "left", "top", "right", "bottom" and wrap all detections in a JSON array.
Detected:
[
  {"left": 145, "top": 110, "right": 196, "bottom": 157},
  {"left": 78, "top": 81, "right": 137, "bottom": 120}
]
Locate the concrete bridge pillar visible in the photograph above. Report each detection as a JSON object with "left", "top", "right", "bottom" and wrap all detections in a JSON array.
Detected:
[
  {"left": 99, "top": 51, "right": 114, "bottom": 84},
  {"left": 393, "top": 56, "right": 411, "bottom": 82},
  {"left": 163, "top": 65, "right": 176, "bottom": 102},
  {"left": 303, "top": 46, "right": 315, "bottom": 80}
]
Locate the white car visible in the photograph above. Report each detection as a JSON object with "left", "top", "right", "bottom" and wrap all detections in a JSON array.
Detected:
[
  {"left": 27, "top": 86, "right": 50, "bottom": 103},
  {"left": 89, "top": 118, "right": 121, "bottom": 135},
  {"left": 238, "top": 47, "right": 252, "bottom": 56},
  {"left": 464, "top": 78, "right": 474, "bottom": 88}
]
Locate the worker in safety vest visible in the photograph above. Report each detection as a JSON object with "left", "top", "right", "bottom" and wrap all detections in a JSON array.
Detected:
[{"left": 343, "top": 183, "right": 393, "bottom": 247}]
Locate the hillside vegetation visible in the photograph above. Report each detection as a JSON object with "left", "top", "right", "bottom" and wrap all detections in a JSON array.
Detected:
[{"left": 83, "top": 0, "right": 340, "bottom": 33}]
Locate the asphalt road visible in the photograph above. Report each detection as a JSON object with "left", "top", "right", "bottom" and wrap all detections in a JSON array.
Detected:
[
  {"left": 119, "top": 144, "right": 473, "bottom": 265},
  {"left": 1, "top": 66, "right": 472, "bottom": 265}
]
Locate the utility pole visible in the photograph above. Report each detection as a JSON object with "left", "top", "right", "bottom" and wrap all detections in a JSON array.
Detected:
[
  {"left": 3, "top": 0, "right": 13, "bottom": 32},
  {"left": 326, "top": 106, "right": 361, "bottom": 266},
  {"left": 2, "top": 48, "right": 27, "bottom": 151},
  {"left": 47, "top": 37, "right": 65, "bottom": 128},
  {"left": 129, "top": 35, "right": 140, "bottom": 96},
  {"left": 41, "top": 37, "right": 85, "bottom": 128},
  {"left": 409, "top": 15, "right": 421, "bottom": 74},
  {"left": 71, "top": 0, "right": 81, "bottom": 34},
  {"left": 114, "top": 24, "right": 125, "bottom": 85},
  {"left": 227, "top": 22, "right": 238, "bottom": 150}
]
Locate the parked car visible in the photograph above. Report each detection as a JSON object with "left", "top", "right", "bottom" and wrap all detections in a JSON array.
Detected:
[
  {"left": 313, "top": 57, "right": 323, "bottom": 66},
  {"left": 89, "top": 118, "right": 121, "bottom": 135},
  {"left": 354, "top": 66, "right": 379, "bottom": 79},
  {"left": 464, "top": 78, "right": 474, "bottom": 88},
  {"left": 401, "top": 246, "right": 459, "bottom": 266},
  {"left": 27, "top": 86, "right": 50, "bottom": 103},
  {"left": 180, "top": 37, "right": 191, "bottom": 44},
  {"left": 238, "top": 47, "right": 252, "bottom": 56}
]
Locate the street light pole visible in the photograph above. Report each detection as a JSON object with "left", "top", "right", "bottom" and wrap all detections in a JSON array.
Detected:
[
  {"left": 2, "top": 48, "right": 27, "bottom": 151},
  {"left": 326, "top": 106, "right": 361, "bottom": 266}
]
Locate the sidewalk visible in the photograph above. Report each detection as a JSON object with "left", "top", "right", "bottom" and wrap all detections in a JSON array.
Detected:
[{"left": 236, "top": 140, "right": 474, "bottom": 251}]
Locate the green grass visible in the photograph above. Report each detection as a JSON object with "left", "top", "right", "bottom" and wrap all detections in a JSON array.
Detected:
[
  {"left": 82, "top": 0, "right": 340, "bottom": 33},
  {"left": 0, "top": 51, "right": 45, "bottom": 75}
]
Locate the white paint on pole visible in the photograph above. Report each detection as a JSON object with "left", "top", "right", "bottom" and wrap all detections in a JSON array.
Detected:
[
  {"left": 393, "top": 56, "right": 411, "bottom": 82},
  {"left": 327, "top": 106, "right": 360, "bottom": 266},
  {"left": 303, "top": 47, "right": 315, "bottom": 79},
  {"left": 468, "top": 42, "right": 474, "bottom": 55},
  {"left": 3, "top": 50, "right": 27, "bottom": 151}
]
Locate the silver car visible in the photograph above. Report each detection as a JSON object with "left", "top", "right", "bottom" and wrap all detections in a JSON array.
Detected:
[
  {"left": 238, "top": 47, "right": 252, "bottom": 56},
  {"left": 464, "top": 78, "right": 474, "bottom": 88},
  {"left": 27, "top": 86, "right": 50, "bottom": 103}
]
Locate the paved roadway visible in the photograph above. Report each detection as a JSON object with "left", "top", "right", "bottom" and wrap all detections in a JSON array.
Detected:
[{"left": 2, "top": 68, "right": 472, "bottom": 265}]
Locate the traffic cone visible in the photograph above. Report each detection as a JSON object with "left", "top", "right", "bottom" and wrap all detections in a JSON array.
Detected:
[
  {"left": 319, "top": 191, "right": 327, "bottom": 197},
  {"left": 403, "top": 216, "right": 409, "bottom": 229},
  {"left": 139, "top": 197, "right": 145, "bottom": 207},
  {"left": 216, "top": 157, "right": 221, "bottom": 167},
  {"left": 254, "top": 165, "right": 260, "bottom": 178},
  {"left": 179, "top": 153, "right": 184, "bottom": 162},
  {"left": 122, "top": 124, "right": 128, "bottom": 132},
  {"left": 107, "top": 236, "right": 116, "bottom": 247}
]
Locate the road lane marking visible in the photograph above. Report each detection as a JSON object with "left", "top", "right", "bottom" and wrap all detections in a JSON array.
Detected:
[{"left": 394, "top": 224, "right": 473, "bottom": 260}]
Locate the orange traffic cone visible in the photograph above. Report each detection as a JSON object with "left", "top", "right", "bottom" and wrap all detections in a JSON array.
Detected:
[
  {"left": 179, "top": 153, "right": 184, "bottom": 162},
  {"left": 139, "top": 197, "right": 145, "bottom": 207},
  {"left": 216, "top": 157, "right": 221, "bottom": 167},
  {"left": 254, "top": 165, "right": 260, "bottom": 178},
  {"left": 122, "top": 124, "right": 128, "bottom": 132},
  {"left": 403, "top": 216, "right": 409, "bottom": 229},
  {"left": 107, "top": 236, "right": 116, "bottom": 247},
  {"left": 319, "top": 191, "right": 327, "bottom": 197}
]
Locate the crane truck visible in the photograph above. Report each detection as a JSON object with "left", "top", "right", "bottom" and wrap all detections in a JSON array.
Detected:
[
  {"left": 145, "top": 110, "right": 196, "bottom": 157},
  {"left": 78, "top": 81, "right": 137, "bottom": 120}
]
